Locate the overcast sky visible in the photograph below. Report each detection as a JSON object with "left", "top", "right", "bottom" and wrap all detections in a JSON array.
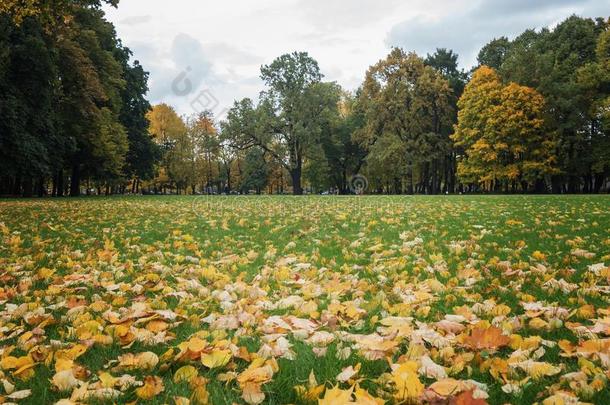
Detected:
[{"left": 103, "top": 0, "right": 609, "bottom": 118}]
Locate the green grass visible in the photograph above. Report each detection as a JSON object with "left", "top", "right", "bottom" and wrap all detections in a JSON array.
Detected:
[{"left": 0, "top": 195, "right": 609, "bottom": 404}]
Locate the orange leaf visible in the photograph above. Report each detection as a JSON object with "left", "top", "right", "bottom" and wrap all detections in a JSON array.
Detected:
[
  {"left": 450, "top": 390, "right": 488, "bottom": 405},
  {"left": 463, "top": 326, "right": 510, "bottom": 350}
]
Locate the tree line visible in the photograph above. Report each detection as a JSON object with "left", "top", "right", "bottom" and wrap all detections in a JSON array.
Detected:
[
  {"left": 1, "top": 3, "right": 609, "bottom": 196},
  {"left": 217, "top": 15, "right": 610, "bottom": 195},
  {"left": 0, "top": 0, "right": 158, "bottom": 196}
]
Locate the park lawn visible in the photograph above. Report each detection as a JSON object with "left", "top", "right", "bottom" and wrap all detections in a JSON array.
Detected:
[{"left": 0, "top": 195, "right": 609, "bottom": 404}]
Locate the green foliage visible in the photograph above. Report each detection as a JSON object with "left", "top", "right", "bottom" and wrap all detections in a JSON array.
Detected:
[
  {"left": 0, "top": 0, "right": 119, "bottom": 26},
  {"left": 240, "top": 148, "right": 269, "bottom": 194},
  {"left": 318, "top": 91, "right": 366, "bottom": 193},
  {"left": 222, "top": 52, "right": 342, "bottom": 195},
  {"left": 2, "top": 7, "right": 610, "bottom": 196},
  {"left": 0, "top": 1, "right": 155, "bottom": 196},
  {"left": 491, "top": 16, "right": 610, "bottom": 192},
  {"left": 356, "top": 49, "right": 453, "bottom": 194},
  {"left": 426, "top": 48, "right": 467, "bottom": 100},
  {"left": 119, "top": 58, "right": 159, "bottom": 181},
  {"left": 0, "top": 14, "right": 56, "bottom": 188},
  {"left": 577, "top": 27, "right": 610, "bottom": 177},
  {"left": 477, "top": 36, "right": 511, "bottom": 70}
]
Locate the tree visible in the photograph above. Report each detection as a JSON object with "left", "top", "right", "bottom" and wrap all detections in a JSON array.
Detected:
[
  {"left": 452, "top": 66, "right": 558, "bottom": 191},
  {"left": 496, "top": 16, "right": 606, "bottom": 192},
  {"left": 576, "top": 25, "right": 610, "bottom": 192},
  {"left": 58, "top": 7, "right": 128, "bottom": 196},
  {"left": 477, "top": 37, "right": 511, "bottom": 70},
  {"left": 356, "top": 49, "right": 453, "bottom": 194},
  {"left": 188, "top": 111, "right": 220, "bottom": 193},
  {"left": 259, "top": 52, "right": 340, "bottom": 194},
  {"left": 1, "top": 0, "right": 159, "bottom": 197},
  {"left": 223, "top": 52, "right": 339, "bottom": 195},
  {"left": 425, "top": 48, "right": 467, "bottom": 99},
  {"left": 117, "top": 52, "right": 159, "bottom": 192},
  {"left": 147, "top": 104, "right": 188, "bottom": 193},
  {"left": 425, "top": 48, "right": 468, "bottom": 192},
  {"left": 0, "top": 14, "right": 57, "bottom": 196},
  {"left": 0, "top": 0, "right": 119, "bottom": 26},
  {"left": 318, "top": 91, "right": 366, "bottom": 193},
  {"left": 240, "top": 148, "right": 269, "bottom": 194},
  {"left": 217, "top": 137, "right": 238, "bottom": 193}
]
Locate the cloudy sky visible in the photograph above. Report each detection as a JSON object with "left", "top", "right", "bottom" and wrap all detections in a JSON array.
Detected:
[{"left": 103, "top": 0, "right": 609, "bottom": 117}]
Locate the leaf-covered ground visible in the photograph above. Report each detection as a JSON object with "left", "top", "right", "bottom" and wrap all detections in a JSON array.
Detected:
[{"left": 0, "top": 195, "right": 609, "bottom": 405}]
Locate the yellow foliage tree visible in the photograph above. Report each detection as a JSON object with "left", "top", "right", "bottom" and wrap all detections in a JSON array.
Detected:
[
  {"left": 146, "top": 104, "right": 191, "bottom": 193},
  {"left": 452, "top": 66, "right": 558, "bottom": 191}
]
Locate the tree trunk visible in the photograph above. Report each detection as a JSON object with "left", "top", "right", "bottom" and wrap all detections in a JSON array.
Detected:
[
  {"left": 341, "top": 168, "right": 348, "bottom": 195},
  {"left": 429, "top": 167, "right": 435, "bottom": 194},
  {"left": 290, "top": 167, "right": 303, "bottom": 195},
  {"left": 551, "top": 175, "right": 562, "bottom": 194},
  {"left": 518, "top": 181, "right": 526, "bottom": 193},
  {"left": 70, "top": 165, "right": 80, "bottom": 197},
  {"left": 12, "top": 174, "right": 21, "bottom": 196},
  {"left": 593, "top": 173, "right": 605, "bottom": 194},
  {"left": 408, "top": 167, "right": 414, "bottom": 195},
  {"left": 52, "top": 176, "right": 58, "bottom": 197},
  {"left": 22, "top": 177, "right": 33, "bottom": 197},
  {"left": 567, "top": 176, "right": 579, "bottom": 193},
  {"left": 56, "top": 170, "right": 64, "bottom": 197}
]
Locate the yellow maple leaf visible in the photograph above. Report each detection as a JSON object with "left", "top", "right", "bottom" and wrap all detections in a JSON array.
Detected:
[
  {"left": 354, "top": 385, "right": 385, "bottom": 404},
  {"left": 319, "top": 385, "right": 354, "bottom": 405},
  {"left": 294, "top": 370, "right": 325, "bottom": 402},
  {"left": 531, "top": 251, "right": 547, "bottom": 261},
  {"left": 1, "top": 355, "right": 32, "bottom": 370},
  {"left": 173, "top": 396, "right": 191, "bottom": 405},
  {"left": 514, "top": 360, "right": 561, "bottom": 380},
  {"left": 237, "top": 360, "right": 276, "bottom": 404},
  {"left": 190, "top": 376, "right": 210, "bottom": 404},
  {"left": 428, "top": 378, "right": 464, "bottom": 397},
  {"left": 98, "top": 372, "right": 116, "bottom": 388},
  {"left": 56, "top": 344, "right": 88, "bottom": 361},
  {"left": 137, "top": 351, "right": 159, "bottom": 371},
  {"left": 201, "top": 349, "right": 231, "bottom": 369},
  {"left": 174, "top": 365, "right": 198, "bottom": 384},
  {"left": 391, "top": 361, "right": 423, "bottom": 401},
  {"left": 135, "top": 376, "right": 164, "bottom": 400},
  {"left": 463, "top": 326, "right": 510, "bottom": 350}
]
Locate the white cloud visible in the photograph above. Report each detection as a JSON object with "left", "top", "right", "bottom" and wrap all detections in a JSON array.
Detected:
[
  {"left": 103, "top": 0, "right": 610, "bottom": 117},
  {"left": 387, "top": 0, "right": 610, "bottom": 68}
]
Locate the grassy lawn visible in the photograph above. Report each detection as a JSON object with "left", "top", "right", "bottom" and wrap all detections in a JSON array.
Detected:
[{"left": 0, "top": 195, "right": 609, "bottom": 404}]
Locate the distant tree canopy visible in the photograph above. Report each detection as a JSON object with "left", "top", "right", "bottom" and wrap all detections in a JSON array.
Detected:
[
  {"left": 1, "top": 7, "right": 609, "bottom": 196},
  {"left": 221, "top": 52, "right": 341, "bottom": 195},
  {"left": 221, "top": 16, "right": 610, "bottom": 194},
  {"left": 494, "top": 16, "right": 610, "bottom": 192},
  {"left": 0, "top": 0, "right": 157, "bottom": 196},
  {"left": 354, "top": 49, "right": 454, "bottom": 194}
]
